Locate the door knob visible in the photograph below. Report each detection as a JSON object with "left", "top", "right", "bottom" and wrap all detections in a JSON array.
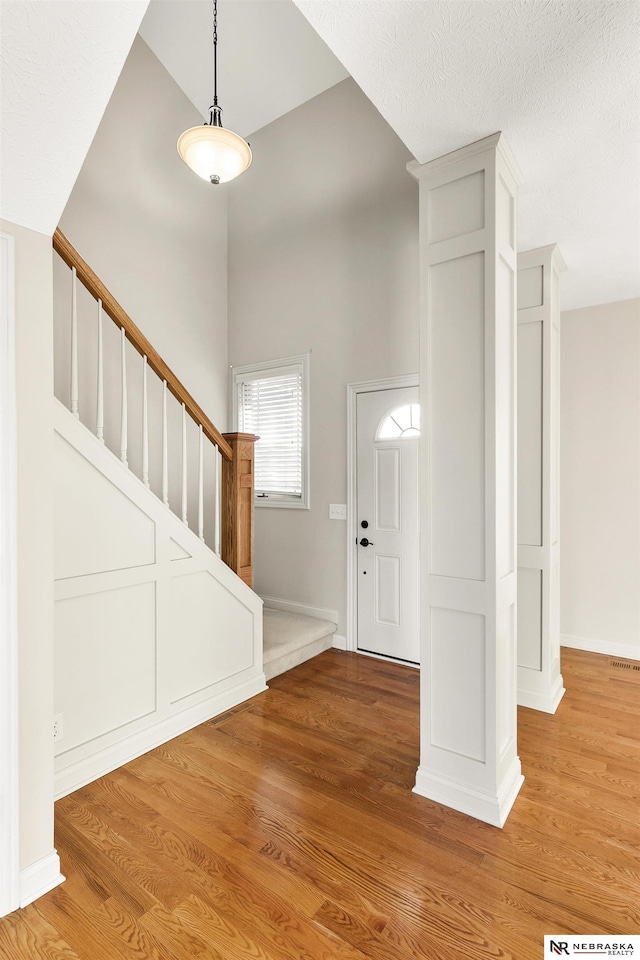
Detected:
[{"left": 359, "top": 537, "right": 374, "bottom": 547}]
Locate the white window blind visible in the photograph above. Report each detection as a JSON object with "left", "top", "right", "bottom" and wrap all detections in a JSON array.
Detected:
[{"left": 233, "top": 355, "right": 309, "bottom": 507}]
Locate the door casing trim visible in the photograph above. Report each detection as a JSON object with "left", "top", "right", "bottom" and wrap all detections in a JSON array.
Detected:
[{"left": 346, "top": 374, "right": 419, "bottom": 654}]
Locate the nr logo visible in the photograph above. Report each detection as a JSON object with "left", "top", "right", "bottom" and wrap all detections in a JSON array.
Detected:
[{"left": 549, "top": 944, "right": 570, "bottom": 956}]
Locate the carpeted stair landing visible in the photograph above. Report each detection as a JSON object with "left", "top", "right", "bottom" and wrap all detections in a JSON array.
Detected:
[{"left": 263, "top": 608, "right": 337, "bottom": 681}]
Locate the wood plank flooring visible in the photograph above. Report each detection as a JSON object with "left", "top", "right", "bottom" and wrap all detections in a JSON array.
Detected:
[{"left": 1, "top": 647, "right": 639, "bottom": 959}]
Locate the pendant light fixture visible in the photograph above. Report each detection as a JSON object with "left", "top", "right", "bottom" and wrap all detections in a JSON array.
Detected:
[{"left": 177, "top": 0, "right": 252, "bottom": 185}]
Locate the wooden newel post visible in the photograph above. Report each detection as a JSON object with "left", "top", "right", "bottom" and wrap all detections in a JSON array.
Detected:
[{"left": 221, "top": 433, "right": 258, "bottom": 588}]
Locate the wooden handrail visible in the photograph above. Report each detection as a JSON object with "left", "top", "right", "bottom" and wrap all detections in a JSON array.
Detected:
[{"left": 53, "top": 228, "right": 233, "bottom": 462}]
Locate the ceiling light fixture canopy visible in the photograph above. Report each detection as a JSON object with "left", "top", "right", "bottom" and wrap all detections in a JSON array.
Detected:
[{"left": 177, "top": 0, "right": 252, "bottom": 185}]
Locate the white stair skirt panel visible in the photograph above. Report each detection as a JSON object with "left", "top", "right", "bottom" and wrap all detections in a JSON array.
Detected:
[
  {"left": 517, "top": 245, "right": 566, "bottom": 713},
  {"left": 263, "top": 607, "right": 337, "bottom": 680},
  {"left": 53, "top": 399, "right": 266, "bottom": 800},
  {"left": 408, "top": 133, "right": 523, "bottom": 828}
]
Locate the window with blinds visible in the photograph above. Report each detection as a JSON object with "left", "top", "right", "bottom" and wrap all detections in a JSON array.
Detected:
[{"left": 232, "top": 355, "right": 309, "bottom": 508}]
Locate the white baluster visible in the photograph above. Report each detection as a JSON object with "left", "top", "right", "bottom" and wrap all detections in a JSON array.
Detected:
[
  {"left": 162, "top": 381, "right": 169, "bottom": 506},
  {"left": 70, "top": 266, "right": 79, "bottom": 418},
  {"left": 181, "top": 403, "right": 188, "bottom": 525},
  {"left": 120, "top": 327, "right": 128, "bottom": 467},
  {"left": 198, "top": 425, "right": 204, "bottom": 541},
  {"left": 214, "top": 446, "right": 221, "bottom": 557},
  {"left": 142, "top": 355, "right": 149, "bottom": 488},
  {"left": 96, "top": 299, "right": 104, "bottom": 442}
]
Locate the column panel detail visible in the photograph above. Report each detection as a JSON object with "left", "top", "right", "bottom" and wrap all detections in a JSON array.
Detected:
[
  {"left": 517, "top": 244, "right": 566, "bottom": 712},
  {"left": 408, "top": 132, "right": 523, "bottom": 827}
]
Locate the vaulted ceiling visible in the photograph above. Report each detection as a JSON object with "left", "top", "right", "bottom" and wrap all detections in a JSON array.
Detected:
[
  {"left": 2, "top": 1, "right": 638, "bottom": 311},
  {"left": 142, "top": 0, "right": 640, "bottom": 311},
  {"left": 0, "top": 0, "right": 149, "bottom": 235}
]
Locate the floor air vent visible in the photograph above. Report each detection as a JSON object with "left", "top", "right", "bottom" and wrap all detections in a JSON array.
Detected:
[{"left": 610, "top": 660, "right": 640, "bottom": 671}]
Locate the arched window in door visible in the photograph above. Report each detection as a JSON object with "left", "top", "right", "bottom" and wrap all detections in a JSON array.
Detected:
[{"left": 376, "top": 402, "right": 421, "bottom": 440}]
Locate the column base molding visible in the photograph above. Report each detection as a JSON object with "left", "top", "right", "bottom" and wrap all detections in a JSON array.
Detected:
[
  {"left": 413, "top": 757, "right": 524, "bottom": 829},
  {"left": 20, "top": 850, "right": 64, "bottom": 908},
  {"left": 517, "top": 673, "right": 565, "bottom": 714}
]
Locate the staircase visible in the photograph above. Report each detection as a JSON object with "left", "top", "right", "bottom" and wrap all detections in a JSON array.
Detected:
[
  {"left": 51, "top": 230, "right": 266, "bottom": 799},
  {"left": 263, "top": 608, "right": 337, "bottom": 680}
]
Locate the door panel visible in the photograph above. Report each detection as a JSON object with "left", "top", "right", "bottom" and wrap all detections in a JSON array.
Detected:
[
  {"left": 375, "top": 447, "right": 400, "bottom": 530},
  {"left": 375, "top": 555, "right": 401, "bottom": 625},
  {"left": 357, "top": 387, "right": 419, "bottom": 663}
]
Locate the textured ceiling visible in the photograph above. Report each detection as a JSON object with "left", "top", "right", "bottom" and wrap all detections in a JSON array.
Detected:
[
  {"left": 293, "top": 0, "right": 640, "bottom": 310},
  {"left": 2, "top": 0, "right": 637, "bottom": 309},
  {"left": 139, "top": 0, "right": 348, "bottom": 138},
  {"left": 0, "top": 1, "right": 149, "bottom": 236}
]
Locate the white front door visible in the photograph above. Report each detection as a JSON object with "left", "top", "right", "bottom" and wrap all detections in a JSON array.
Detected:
[{"left": 356, "top": 387, "right": 419, "bottom": 664}]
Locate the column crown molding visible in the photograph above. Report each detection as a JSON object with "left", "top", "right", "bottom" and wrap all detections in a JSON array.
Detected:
[
  {"left": 407, "top": 131, "right": 523, "bottom": 186},
  {"left": 518, "top": 243, "right": 567, "bottom": 274}
]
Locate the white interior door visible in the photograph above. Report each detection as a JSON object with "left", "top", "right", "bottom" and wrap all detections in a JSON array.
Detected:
[{"left": 356, "top": 386, "right": 419, "bottom": 664}]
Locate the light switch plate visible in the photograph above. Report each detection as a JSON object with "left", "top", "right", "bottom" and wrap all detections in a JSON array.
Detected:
[{"left": 329, "top": 503, "right": 347, "bottom": 520}]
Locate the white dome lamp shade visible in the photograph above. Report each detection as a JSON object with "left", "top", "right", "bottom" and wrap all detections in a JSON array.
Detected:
[
  {"left": 178, "top": 107, "right": 252, "bottom": 185},
  {"left": 177, "top": 0, "right": 252, "bottom": 185}
]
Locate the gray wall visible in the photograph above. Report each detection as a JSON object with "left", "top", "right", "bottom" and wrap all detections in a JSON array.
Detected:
[
  {"left": 561, "top": 297, "right": 640, "bottom": 658},
  {"left": 58, "top": 35, "right": 228, "bottom": 427},
  {"left": 228, "top": 78, "right": 419, "bottom": 635},
  {"left": 55, "top": 36, "right": 229, "bottom": 536}
]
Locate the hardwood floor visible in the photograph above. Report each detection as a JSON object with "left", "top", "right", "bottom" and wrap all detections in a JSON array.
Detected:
[{"left": 1, "top": 647, "right": 639, "bottom": 959}]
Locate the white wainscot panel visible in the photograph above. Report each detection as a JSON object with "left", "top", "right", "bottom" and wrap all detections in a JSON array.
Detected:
[
  {"left": 517, "top": 265, "right": 543, "bottom": 309},
  {"left": 54, "top": 582, "right": 156, "bottom": 752},
  {"left": 54, "top": 433, "right": 155, "bottom": 580},
  {"left": 429, "top": 252, "right": 485, "bottom": 581},
  {"left": 375, "top": 446, "right": 400, "bottom": 531},
  {"left": 170, "top": 538, "right": 192, "bottom": 561},
  {"left": 495, "top": 255, "right": 515, "bottom": 579},
  {"left": 517, "top": 320, "right": 543, "bottom": 546},
  {"left": 430, "top": 608, "right": 486, "bottom": 762},
  {"left": 497, "top": 603, "right": 515, "bottom": 757},
  {"left": 429, "top": 170, "right": 484, "bottom": 244},
  {"left": 550, "top": 562, "right": 561, "bottom": 662},
  {"left": 169, "top": 570, "right": 255, "bottom": 704},
  {"left": 518, "top": 567, "right": 542, "bottom": 670},
  {"left": 550, "top": 321, "right": 560, "bottom": 545},
  {"left": 375, "top": 555, "right": 401, "bottom": 626}
]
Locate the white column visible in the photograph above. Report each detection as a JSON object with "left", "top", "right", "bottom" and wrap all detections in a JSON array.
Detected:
[
  {"left": 408, "top": 133, "right": 523, "bottom": 827},
  {"left": 517, "top": 245, "right": 566, "bottom": 712}
]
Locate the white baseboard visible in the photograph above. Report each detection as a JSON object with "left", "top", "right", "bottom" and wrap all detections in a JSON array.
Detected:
[
  {"left": 562, "top": 633, "right": 640, "bottom": 662},
  {"left": 332, "top": 634, "right": 347, "bottom": 651},
  {"left": 54, "top": 673, "right": 267, "bottom": 800},
  {"left": 261, "top": 595, "right": 338, "bottom": 625},
  {"left": 517, "top": 674, "right": 566, "bottom": 714},
  {"left": 20, "top": 851, "right": 64, "bottom": 908},
  {"left": 413, "top": 757, "right": 524, "bottom": 828}
]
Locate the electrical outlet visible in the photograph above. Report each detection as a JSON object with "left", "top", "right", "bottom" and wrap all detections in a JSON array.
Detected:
[
  {"left": 329, "top": 503, "right": 347, "bottom": 520},
  {"left": 53, "top": 713, "right": 63, "bottom": 743}
]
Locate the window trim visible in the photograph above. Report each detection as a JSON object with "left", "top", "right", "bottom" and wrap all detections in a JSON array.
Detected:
[{"left": 231, "top": 353, "right": 310, "bottom": 510}]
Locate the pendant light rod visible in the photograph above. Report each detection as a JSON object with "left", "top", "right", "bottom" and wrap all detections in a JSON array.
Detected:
[
  {"left": 210, "top": 0, "right": 222, "bottom": 128},
  {"left": 212, "top": 0, "right": 218, "bottom": 108},
  {"left": 177, "top": 0, "right": 252, "bottom": 184}
]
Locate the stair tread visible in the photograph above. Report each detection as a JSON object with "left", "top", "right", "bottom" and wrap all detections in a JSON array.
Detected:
[{"left": 263, "top": 608, "right": 336, "bottom": 662}]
